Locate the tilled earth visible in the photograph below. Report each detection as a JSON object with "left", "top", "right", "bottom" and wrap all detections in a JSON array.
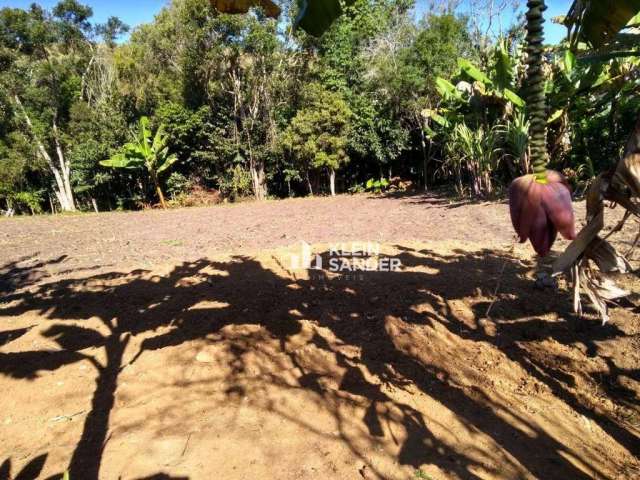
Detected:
[{"left": 0, "top": 193, "right": 639, "bottom": 480}]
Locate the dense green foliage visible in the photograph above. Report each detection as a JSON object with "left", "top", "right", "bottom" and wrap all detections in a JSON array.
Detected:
[
  {"left": 0, "top": 0, "right": 639, "bottom": 213},
  {"left": 100, "top": 116, "right": 178, "bottom": 208}
]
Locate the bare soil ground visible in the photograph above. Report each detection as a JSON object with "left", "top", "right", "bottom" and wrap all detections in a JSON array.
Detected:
[{"left": 0, "top": 193, "right": 639, "bottom": 480}]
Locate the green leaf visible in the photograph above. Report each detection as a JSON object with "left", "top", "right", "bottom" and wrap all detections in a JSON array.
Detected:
[
  {"left": 434, "top": 77, "right": 462, "bottom": 100},
  {"left": 157, "top": 154, "right": 179, "bottom": 175},
  {"left": 153, "top": 123, "right": 168, "bottom": 152},
  {"left": 493, "top": 39, "right": 514, "bottom": 90},
  {"left": 73, "top": 184, "right": 94, "bottom": 193},
  {"left": 421, "top": 108, "right": 451, "bottom": 128},
  {"left": 100, "top": 153, "right": 144, "bottom": 170},
  {"left": 502, "top": 88, "right": 525, "bottom": 107},
  {"left": 423, "top": 125, "right": 438, "bottom": 139},
  {"left": 563, "top": 50, "right": 576, "bottom": 74},
  {"left": 138, "top": 116, "right": 152, "bottom": 156},
  {"left": 590, "top": 68, "right": 614, "bottom": 89},
  {"left": 457, "top": 58, "right": 492, "bottom": 86},
  {"left": 547, "top": 109, "right": 565, "bottom": 124}
]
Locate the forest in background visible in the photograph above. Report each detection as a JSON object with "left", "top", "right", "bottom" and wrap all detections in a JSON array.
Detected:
[{"left": 1, "top": 0, "right": 639, "bottom": 214}]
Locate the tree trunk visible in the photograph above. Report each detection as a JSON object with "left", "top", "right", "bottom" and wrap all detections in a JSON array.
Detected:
[
  {"left": 53, "top": 117, "right": 76, "bottom": 211},
  {"left": 247, "top": 146, "right": 267, "bottom": 201},
  {"left": 90, "top": 197, "right": 99, "bottom": 213},
  {"left": 249, "top": 164, "right": 266, "bottom": 200},
  {"left": 306, "top": 171, "right": 313, "bottom": 196},
  {"left": 329, "top": 169, "right": 336, "bottom": 196},
  {"left": 420, "top": 129, "right": 429, "bottom": 192},
  {"left": 156, "top": 186, "right": 167, "bottom": 209},
  {"left": 14, "top": 95, "right": 75, "bottom": 212},
  {"left": 256, "top": 162, "right": 267, "bottom": 200},
  {"left": 152, "top": 175, "right": 167, "bottom": 209}
]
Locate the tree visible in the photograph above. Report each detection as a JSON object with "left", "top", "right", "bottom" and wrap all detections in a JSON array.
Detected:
[
  {"left": 100, "top": 117, "right": 178, "bottom": 208},
  {"left": 0, "top": 1, "right": 128, "bottom": 212},
  {"left": 282, "top": 84, "right": 351, "bottom": 196},
  {"left": 96, "top": 16, "right": 129, "bottom": 48}
]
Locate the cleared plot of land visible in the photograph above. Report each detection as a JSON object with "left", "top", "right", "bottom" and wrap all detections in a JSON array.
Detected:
[
  {"left": 0, "top": 193, "right": 639, "bottom": 480},
  {"left": 0, "top": 194, "right": 516, "bottom": 275}
]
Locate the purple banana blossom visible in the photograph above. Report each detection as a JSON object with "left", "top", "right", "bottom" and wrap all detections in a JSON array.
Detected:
[{"left": 509, "top": 170, "right": 576, "bottom": 256}]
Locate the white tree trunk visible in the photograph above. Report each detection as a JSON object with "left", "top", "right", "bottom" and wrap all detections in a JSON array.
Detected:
[
  {"left": 420, "top": 128, "right": 429, "bottom": 192},
  {"left": 249, "top": 161, "right": 267, "bottom": 201},
  {"left": 53, "top": 117, "right": 76, "bottom": 212},
  {"left": 53, "top": 118, "right": 76, "bottom": 211},
  {"left": 14, "top": 96, "right": 75, "bottom": 212},
  {"left": 306, "top": 171, "right": 313, "bottom": 196},
  {"left": 329, "top": 169, "right": 336, "bottom": 197}
]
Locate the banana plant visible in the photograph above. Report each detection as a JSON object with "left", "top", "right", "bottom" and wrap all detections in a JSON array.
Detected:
[
  {"left": 100, "top": 117, "right": 178, "bottom": 209},
  {"left": 565, "top": 1, "right": 640, "bottom": 62},
  {"left": 455, "top": 56, "right": 525, "bottom": 108},
  {"left": 565, "top": 1, "right": 640, "bottom": 48},
  {"left": 425, "top": 42, "right": 525, "bottom": 131}
]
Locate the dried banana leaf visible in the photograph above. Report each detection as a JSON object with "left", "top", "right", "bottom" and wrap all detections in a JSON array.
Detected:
[
  {"left": 586, "top": 173, "right": 608, "bottom": 221},
  {"left": 574, "top": 262, "right": 630, "bottom": 325},
  {"left": 211, "top": 0, "right": 281, "bottom": 18},
  {"left": 585, "top": 237, "right": 631, "bottom": 273},
  {"left": 553, "top": 210, "right": 604, "bottom": 275},
  {"left": 614, "top": 152, "right": 640, "bottom": 198}
]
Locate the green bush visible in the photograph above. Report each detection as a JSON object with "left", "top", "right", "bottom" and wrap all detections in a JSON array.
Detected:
[
  {"left": 217, "top": 165, "right": 253, "bottom": 201},
  {"left": 365, "top": 178, "right": 389, "bottom": 194}
]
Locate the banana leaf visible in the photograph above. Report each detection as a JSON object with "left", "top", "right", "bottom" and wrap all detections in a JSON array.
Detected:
[
  {"left": 547, "top": 109, "right": 564, "bottom": 124},
  {"left": 435, "top": 77, "right": 463, "bottom": 101},
  {"left": 493, "top": 39, "right": 514, "bottom": 91},
  {"left": 457, "top": 58, "right": 492, "bottom": 86},
  {"left": 421, "top": 108, "right": 450, "bottom": 128},
  {"left": 100, "top": 153, "right": 145, "bottom": 170},
  {"left": 502, "top": 88, "right": 525, "bottom": 108},
  {"left": 566, "top": 0, "right": 640, "bottom": 47},
  {"left": 157, "top": 154, "right": 179, "bottom": 175}
]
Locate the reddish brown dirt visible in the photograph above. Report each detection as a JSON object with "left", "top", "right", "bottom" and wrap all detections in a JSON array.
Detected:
[{"left": 0, "top": 193, "right": 639, "bottom": 480}]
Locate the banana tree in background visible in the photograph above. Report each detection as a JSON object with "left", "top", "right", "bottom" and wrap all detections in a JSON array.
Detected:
[
  {"left": 421, "top": 41, "right": 526, "bottom": 196},
  {"left": 100, "top": 117, "right": 178, "bottom": 209}
]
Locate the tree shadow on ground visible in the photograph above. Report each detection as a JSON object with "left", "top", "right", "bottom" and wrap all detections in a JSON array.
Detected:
[
  {"left": 0, "top": 255, "right": 67, "bottom": 295},
  {"left": 0, "top": 454, "right": 47, "bottom": 480},
  {"left": 0, "top": 247, "right": 638, "bottom": 479}
]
